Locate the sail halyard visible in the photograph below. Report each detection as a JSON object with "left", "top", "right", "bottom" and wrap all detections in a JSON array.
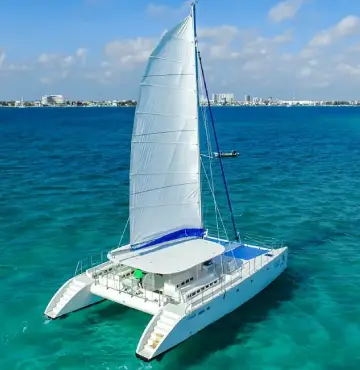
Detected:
[{"left": 129, "top": 9, "right": 203, "bottom": 249}]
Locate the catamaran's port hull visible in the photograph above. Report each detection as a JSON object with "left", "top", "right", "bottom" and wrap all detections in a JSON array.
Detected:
[
  {"left": 44, "top": 274, "right": 103, "bottom": 320},
  {"left": 137, "top": 247, "right": 288, "bottom": 361}
]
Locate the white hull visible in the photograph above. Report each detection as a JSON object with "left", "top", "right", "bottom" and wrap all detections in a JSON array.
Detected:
[
  {"left": 44, "top": 272, "right": 103, "bottom": 319},
  {"left": 136, "top": 247, "right": 287, "bottom": 360},
  {"left": 44, "top": 242, "right": 287, "bottom": 361}
]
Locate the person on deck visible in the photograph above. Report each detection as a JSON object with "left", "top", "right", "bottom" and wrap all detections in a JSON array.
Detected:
[{"left": 134, "top": 268, "right": 144, "bottom": 288}]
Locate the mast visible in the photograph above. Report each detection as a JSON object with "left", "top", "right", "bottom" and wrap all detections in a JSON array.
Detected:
[
  {"left": 191, "top": 1, "right": 202, "bottom": 228},
  {"left": 195, "top": 8, "right": 239, "bottom": 241}
]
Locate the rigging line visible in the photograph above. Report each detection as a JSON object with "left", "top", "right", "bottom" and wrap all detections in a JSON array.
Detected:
[
  {"left": 199, "top": 71, "right": 221, "bottom": 239},
  {"left": 197, "top": 48, "right": 239, "bottom": 242},
  {"left": 117, "top": 216, "right": 129, "bottom": 248},
  {"left": 200, "top": 157, "right": 228, "bottom": 241}
]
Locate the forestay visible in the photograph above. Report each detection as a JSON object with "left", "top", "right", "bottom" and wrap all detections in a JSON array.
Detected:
[{"left": 129, "top": 14, "right": 202, "bottom": 247}]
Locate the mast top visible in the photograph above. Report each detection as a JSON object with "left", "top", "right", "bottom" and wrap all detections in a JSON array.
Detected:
[{"left": 190, "top": 1, "right": 198, "bottom": 17}]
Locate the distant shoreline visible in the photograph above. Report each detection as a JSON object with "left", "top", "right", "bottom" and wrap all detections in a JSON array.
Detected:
[{"left": 1, "top": 104, "right": 360, "bottom": 108}]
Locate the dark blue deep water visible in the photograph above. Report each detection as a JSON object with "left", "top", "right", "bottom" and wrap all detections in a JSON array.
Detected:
[{"left": 1, "top": 106, "right": 360, "bottom": 369}]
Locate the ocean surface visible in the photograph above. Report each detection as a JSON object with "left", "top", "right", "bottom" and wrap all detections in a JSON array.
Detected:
[{"left": 1, "top": 106, "right": 360, "bottom": 370}]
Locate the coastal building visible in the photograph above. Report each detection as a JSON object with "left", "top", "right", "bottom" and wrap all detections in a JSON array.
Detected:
[
  {"left": 213, "top": 93, "right": 234, "bottom": 104},
  {"left": 244, "top": 95, "right": 250, "bottom": 104},
  {"left": 41, "top": 95, "right": 64, "bottom": 105}
]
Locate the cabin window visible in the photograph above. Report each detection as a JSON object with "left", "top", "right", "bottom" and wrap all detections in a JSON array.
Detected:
[
  {"left": 198, "top": 310, "right": 205, "bottom": 315},
  {"left": 185, "top": 279, "right": 189, "bottom": 283},
  {"left": 190, "top": 277, "right": 194, "bottom": 282},
  {"left": 205, "top": 284, "right": 209, "bottom": 289},
  {"left": 196, "top": 289, "right": 200, "bottom": 294}
]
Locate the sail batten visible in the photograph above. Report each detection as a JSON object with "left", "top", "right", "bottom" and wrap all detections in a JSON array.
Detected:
[
  {"left": 140, "top": 83, "right": 196, "bottom": 92},
  {"left": 135, "top": 111, "right": 196, "bottom": 118},
  {"left": 129, "top": 15, "right": 201, "bottom": 247}
]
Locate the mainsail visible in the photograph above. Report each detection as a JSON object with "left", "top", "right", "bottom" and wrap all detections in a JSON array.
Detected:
[{"left": 129, "top": 13, "right": 202, "bottom": 247}]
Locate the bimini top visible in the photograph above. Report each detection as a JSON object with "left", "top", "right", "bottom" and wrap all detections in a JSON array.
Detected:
[{"left": 109, "top": 238, "right": 225, "bottom": 275}]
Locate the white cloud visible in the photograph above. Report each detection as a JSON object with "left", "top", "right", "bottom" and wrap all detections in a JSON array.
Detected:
[
  {"left": 104, "top": 37, "right": 155, "bottom": 68},
  {"left": 272, "top": 29, "right": 293, "bottom": 43},
  {"left": 268, "top": 0, "right": 304, "bottom": 23},
  {"left": 146, "top": 1, "right": 191, "bottom": 17},
  {"left": 199, "top": 25, "right": 240, "bottom": 41},
  {"left": 300, "top": 67, "right": 312, "bottom": 77},
  {"left": 146, "top": 3, "right": 168, "bottom": 16},
  {"left": 198, "top": 26, "right": 247, "bottom": 61},
  {"left": 99, "top": 22, "right": 349, "bottom": 97},
  {"left": 38, "top": 53, "right": 74, "bottom": 67},
  {"left": 0, "top": 50, "right": 6, "bottom": 68},
  {"left": 38, "top": 48, "right": 87, "bottom": 68},
  {"left": 194, "top": 22, "right": 360, "bottom": 97},
  {"left": 76, "top": 48, "right": 88, "bottom": 64},
  {"left": 336, "top": 63, "right": 360, "bottom": 76},
  {"left": 308, "top": 15, "right": 360, "bottom": 47},
  {"left": 0, "top": 49, "right": 32, "bottom": 72},
  {"left": 308, "top": 59, "right": 318, "bottom": 66},
  {"left": 39, "top": 77, "right": 52, "bottom": 85},
  {"left": 198, "top": 26, "right": 292, "bottom": 64},
  {"left": 4, "top": 11, "right": 360, "bottom": 100},
  {"left": 35, "top": 47, "right": 88, "bottom": 84}
]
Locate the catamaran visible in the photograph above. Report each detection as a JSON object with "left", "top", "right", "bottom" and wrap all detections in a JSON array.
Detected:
[{"left": 44, "top": 2, "right": 288, "bottom": 362}]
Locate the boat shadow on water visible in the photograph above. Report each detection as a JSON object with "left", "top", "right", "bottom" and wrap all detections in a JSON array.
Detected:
[{"left": 162, "top": 268, "right": 302, "bottom": 369}]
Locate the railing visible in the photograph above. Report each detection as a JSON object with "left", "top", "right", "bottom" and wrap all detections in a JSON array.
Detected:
[
  {"left": 205, "top": 230, "right": 284, "bottom": 251},
  {"left": 205, "top": 227, "right": 230, "bottom": 243},
  {"left": 93, "top": 267, "right": 176, "bottom": 307},
  {"left": 74, "top": 250, "right": 109, "bottom": 276},
  {"left": 184, "top": 247, "right": 284, "bottom": 313},
  {"left": 242, "top": 233, "right": 284, "bottom": 250}
]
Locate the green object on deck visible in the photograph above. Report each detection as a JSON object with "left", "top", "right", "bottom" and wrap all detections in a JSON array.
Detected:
[{"left": 134, "top": 269, "right": 144, "bottom": 279}]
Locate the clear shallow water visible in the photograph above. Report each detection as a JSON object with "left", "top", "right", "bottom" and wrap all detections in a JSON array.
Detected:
[{"left": 1, "top": 106, "right": 360, "bottom": 369}]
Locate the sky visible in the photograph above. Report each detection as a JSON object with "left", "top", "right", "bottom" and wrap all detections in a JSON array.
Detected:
[{"left": 1, "top": 0, "right": 360, "bottom": 101}]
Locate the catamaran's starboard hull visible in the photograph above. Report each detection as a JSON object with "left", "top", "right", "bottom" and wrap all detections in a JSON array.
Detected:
[{"left": 136, "top": 247, "right": 288, "bottom": 361}]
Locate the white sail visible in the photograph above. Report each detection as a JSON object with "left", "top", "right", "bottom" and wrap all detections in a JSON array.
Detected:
[{"left": 129, "top": 14, "right": 201, "bottom": 247}]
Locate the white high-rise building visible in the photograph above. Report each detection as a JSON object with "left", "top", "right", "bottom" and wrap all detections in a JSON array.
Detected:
[
  {"left": 213, "top": 93, "right": 234, "bottom": 104},
  {"left": 41, "top": 95, "right": 64, "bottom": 105}
]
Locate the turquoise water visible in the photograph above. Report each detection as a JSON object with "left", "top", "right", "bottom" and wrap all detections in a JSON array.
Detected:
[{"left": 1, "top": 107, "right": 360, "bottom": 369}]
